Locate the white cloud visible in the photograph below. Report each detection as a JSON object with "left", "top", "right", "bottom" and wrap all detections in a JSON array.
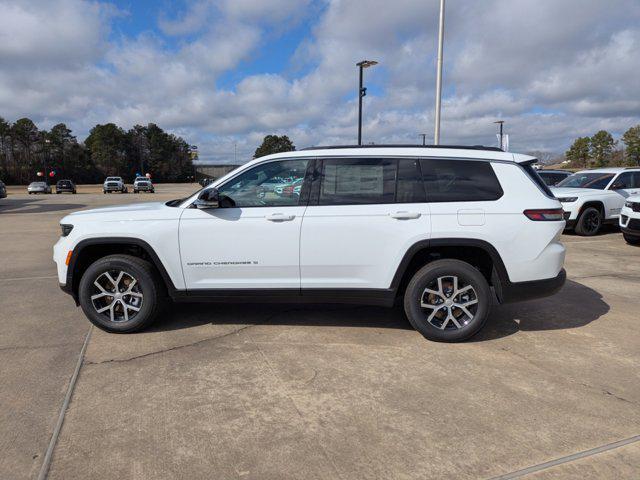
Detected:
[{"left": 1, "top": 0, "right": 639, "bottom": 162}]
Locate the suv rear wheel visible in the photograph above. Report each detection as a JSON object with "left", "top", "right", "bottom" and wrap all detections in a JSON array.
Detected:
[
  {"left": 404, "top": 259, "right": 491, "bottom": 342},
  {"left": 575, "top": 206, "right": 601, "bottom": 236},
  {"left": 78, "top": 254, "right": 163, "bottom": 332}
]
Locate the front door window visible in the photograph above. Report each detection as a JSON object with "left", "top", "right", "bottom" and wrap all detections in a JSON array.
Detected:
[{"left": 218, "top": 159, "right": 309, "bottom": 207}]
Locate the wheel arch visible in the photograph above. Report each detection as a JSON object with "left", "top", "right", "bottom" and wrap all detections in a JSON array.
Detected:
[
  {"left": 67, "top": 237, "right": 176, "bottom": 303},
  {"left": 578, "top": 200, "right": 605, "bottom": 218},
  {"left": 390, "top": 238, "right": 510, "bottom": 301}
]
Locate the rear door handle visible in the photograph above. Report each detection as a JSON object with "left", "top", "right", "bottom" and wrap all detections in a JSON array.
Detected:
[
  {"left": 389, "top": 211, "right": 421, "bottom": 220},
  {"left": 266, "top": 213, "right": 296, "bottom": 222}
]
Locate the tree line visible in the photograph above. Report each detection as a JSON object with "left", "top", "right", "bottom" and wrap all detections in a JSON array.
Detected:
[
  {"left": 0, "top": 117, "right": 195, "bottom": 184},
  {"left": 565, "top": 125, "right": 640, "bottom": 168}
]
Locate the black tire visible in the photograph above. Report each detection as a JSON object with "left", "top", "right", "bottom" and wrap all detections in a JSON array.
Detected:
[
  {"left": 56, "top": 191, "right": 60, "bottom": 194},
  {"left": 78, "top": 254, "right": 164, "bottom": 333},
  {"left": 404, "top": 259, "right": 492, "bottom": 342},
  {"left": 575, "top": 206, "right": 602, "bottom": 236},
  {"left": 623, "top": 233, "right": 640, "bottom": 245}
]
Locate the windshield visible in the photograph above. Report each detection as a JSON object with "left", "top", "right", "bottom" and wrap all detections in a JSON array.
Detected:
[
  {"left": 557, "top": 173, "right": 615, "bottom": 189},
  {"left": 106, "top": 177, "right": 121, "bottom": 181},
  {"left": 135, "top": 177, "right": 148, "bottom": 181}
]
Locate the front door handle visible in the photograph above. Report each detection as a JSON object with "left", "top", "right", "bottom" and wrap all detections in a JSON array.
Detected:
[
  {"left": 266, "top": 213, "right": 296, "bottom": 222},
  {"left": 389, "top": 211, "right": 421, "bottom": 220}
]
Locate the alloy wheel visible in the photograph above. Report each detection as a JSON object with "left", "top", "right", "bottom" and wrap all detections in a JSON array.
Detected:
[
  {"left": 583, "top": 210, "right": 601, "bottom": 234},
  {"left": 420, "top": 275, "right": 478, "bottom": 330},
  {"left": 90, "top": 270, "right": 143, "bottom": 322}
]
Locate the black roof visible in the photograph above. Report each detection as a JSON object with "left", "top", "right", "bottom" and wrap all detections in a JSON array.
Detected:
[{"left": 300, "top": 144, "right": 503, "bottom": 152}]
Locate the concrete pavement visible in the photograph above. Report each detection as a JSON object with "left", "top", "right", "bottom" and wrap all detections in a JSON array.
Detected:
[{"left": 0, "top": 185, "right": 638, "bottom": 479}]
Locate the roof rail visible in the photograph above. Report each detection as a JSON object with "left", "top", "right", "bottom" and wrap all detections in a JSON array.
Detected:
[{"left": 300, "top": 144, "right": 504, "bottom": 152}]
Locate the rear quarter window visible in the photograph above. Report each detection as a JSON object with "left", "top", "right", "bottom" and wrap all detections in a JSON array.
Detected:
[
  {"left": 521, "top": 164, "right": 555, "bottom": 197},
  {"left": 419, "top": 159, "right": 503, "bottom": 202}
]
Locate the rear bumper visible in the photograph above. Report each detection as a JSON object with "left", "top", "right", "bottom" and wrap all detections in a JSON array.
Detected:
[{"left": 497, "top": 269, "right": 566, "bottom": 304}]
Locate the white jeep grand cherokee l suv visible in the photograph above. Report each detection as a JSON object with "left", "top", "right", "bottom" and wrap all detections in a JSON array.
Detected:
[
  {"left": 54, "top": 145, "right": 566, "bottom": 342},
  {"left": 620, "top": 195, "right": 640, "bottom": 245},
  {"left": 551, "top": 168, "right": 640, "bottom": 236}
]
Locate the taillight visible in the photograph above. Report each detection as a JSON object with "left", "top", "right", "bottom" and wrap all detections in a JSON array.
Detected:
[{"left": 523, "top": 208, "right": 564, "bottom": 221}]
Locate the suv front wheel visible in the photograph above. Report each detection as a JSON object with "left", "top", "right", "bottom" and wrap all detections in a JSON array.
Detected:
[
  {"left": 78, "top": 254, "right": 163, "bottom": 332},
  {"left": 404, "top": 259, "right": 491, "bottom": 342},
  {"left": 575, "top": 206, "right": 602, "bottom": 236}
]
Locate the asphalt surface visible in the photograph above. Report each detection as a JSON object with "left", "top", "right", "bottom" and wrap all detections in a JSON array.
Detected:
[{"left": 0, "top": 184, "right": 639, "bottom": 479}]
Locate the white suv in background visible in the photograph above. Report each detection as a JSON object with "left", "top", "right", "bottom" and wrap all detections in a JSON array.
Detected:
[
  {"left": 103, "top": 176, "right": 128, "bottom": 194},
  {"left": 620, "top": 195, "right": 640, "bottom": 245},
  {"left": 54, "top": 145, "right": 566, "bottom": 342},
  {"left": 133, "top": 177, "right": 154, "bottom": 193},
  {"left": 551, "top": 168, "right": 640, "bottom": 235}
]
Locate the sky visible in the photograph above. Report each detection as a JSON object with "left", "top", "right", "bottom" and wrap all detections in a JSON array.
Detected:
[{"left": 1, "top": 0, "right": 639, "bottom": 163}]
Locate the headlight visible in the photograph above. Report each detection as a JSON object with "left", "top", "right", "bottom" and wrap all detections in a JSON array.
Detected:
[
  {"left": 556, "top": 197, "right": 578, "bottom": 203},
  {"left": 60, "top": 224, "right": 74, "bottom": 237},
  {"left": 625, "top": 201, "right": 633, "bottom": 208}
]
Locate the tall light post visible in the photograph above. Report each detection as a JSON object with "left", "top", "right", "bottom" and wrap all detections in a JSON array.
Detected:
[
  {"left": 44, "top": 138, "right": 51, "bottom": 183},
  {"left": 419, "top": 133, "right": 427, "bottom": 146},
  {"left": 494, "top": 120, "right": 505, "bottom": 150},
  {"left": 356, "top": 60, "right": 378, "bottom": 145},
  {"left": 434, "top": 0, "right": 445, "bottom": 145}
]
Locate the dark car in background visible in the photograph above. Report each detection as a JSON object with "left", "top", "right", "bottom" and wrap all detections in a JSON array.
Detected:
[
  {"left": 0, "top": 180, "right": 6, "bottom": 198},
  {"left": 56, "top": 179, "right": 77, "bottom": 194},
  {"left": 537, "top": 169, "right": 572, "bottom": 186}
]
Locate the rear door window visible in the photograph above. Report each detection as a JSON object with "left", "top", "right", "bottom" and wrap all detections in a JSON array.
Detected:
[
  {"left": 318, "top": 158, "right": 396, "bottom": 205},
  {"left": 419, "top": 159, "right": 503, "bottom": 202}
]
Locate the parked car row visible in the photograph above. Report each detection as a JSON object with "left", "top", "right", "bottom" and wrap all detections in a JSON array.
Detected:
[
  {"left": 104, "top": 176, "right": 154, "bottom": 194},
  {"left": 546, "top": 167, "right": 640, "bottom": 240},
  {"left": 20, "top": 177, "right": 155, "bottom": 195}
]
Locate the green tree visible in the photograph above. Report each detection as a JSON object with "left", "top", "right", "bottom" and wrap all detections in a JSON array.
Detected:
[
  {"left": 254, "top": 135, "right": 295, "bottom": 158},
  {"left": 84, "top": 123, "right": 128, "bottom": 175},
  {"left": 565, "top": 137, "right": 590, "bottom": 168},
  {"left": 622, "top": 125, "right": 640, "bottom": 166},
  {"left": 0, "top": 117, "right": 10, "bottom": 180},
  {"left": 589, "top": 130, "right": 615, "bottom": 167},
  {"left": 11, "top": 118, "right": 40, "bottom": 183}
]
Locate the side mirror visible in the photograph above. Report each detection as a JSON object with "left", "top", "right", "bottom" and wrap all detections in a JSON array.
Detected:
[
  {"left": 610, "top": 182, "right": 625, "bottom": 190},
  {"left": 194, "top": 188, "right": 219, "bottom": 209}
]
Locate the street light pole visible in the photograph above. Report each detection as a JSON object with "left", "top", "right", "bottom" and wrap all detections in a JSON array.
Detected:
[
  {"left": 356, "top": 60, "right": 378, "bottom": 145},
  {"left": 434, "top": 0, "right": 445, "bottom": 145},
  {"left": 494, "top": 120, "right": 505, "bottom": 150},
  {"left": 44, "top": 138, "right": 50, "bottom": 184},
  {"left": 419, "top": 133, "right": 427, "bottom": 145}
]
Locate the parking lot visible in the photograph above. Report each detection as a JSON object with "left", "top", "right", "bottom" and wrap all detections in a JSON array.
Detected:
[{"left": 1, "top": 184, "right": 639, "bottom": 479}]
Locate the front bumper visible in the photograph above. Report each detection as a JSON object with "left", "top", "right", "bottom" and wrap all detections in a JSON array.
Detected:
[
  {"left": 621, "top": 216, "right": 640, "bottom": 236},
  {"left": 497, "top": 269, "right": 566, "bottom": 304},
  {"left": 134, "top": 185, "right": 153, "bottom": 190}
]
